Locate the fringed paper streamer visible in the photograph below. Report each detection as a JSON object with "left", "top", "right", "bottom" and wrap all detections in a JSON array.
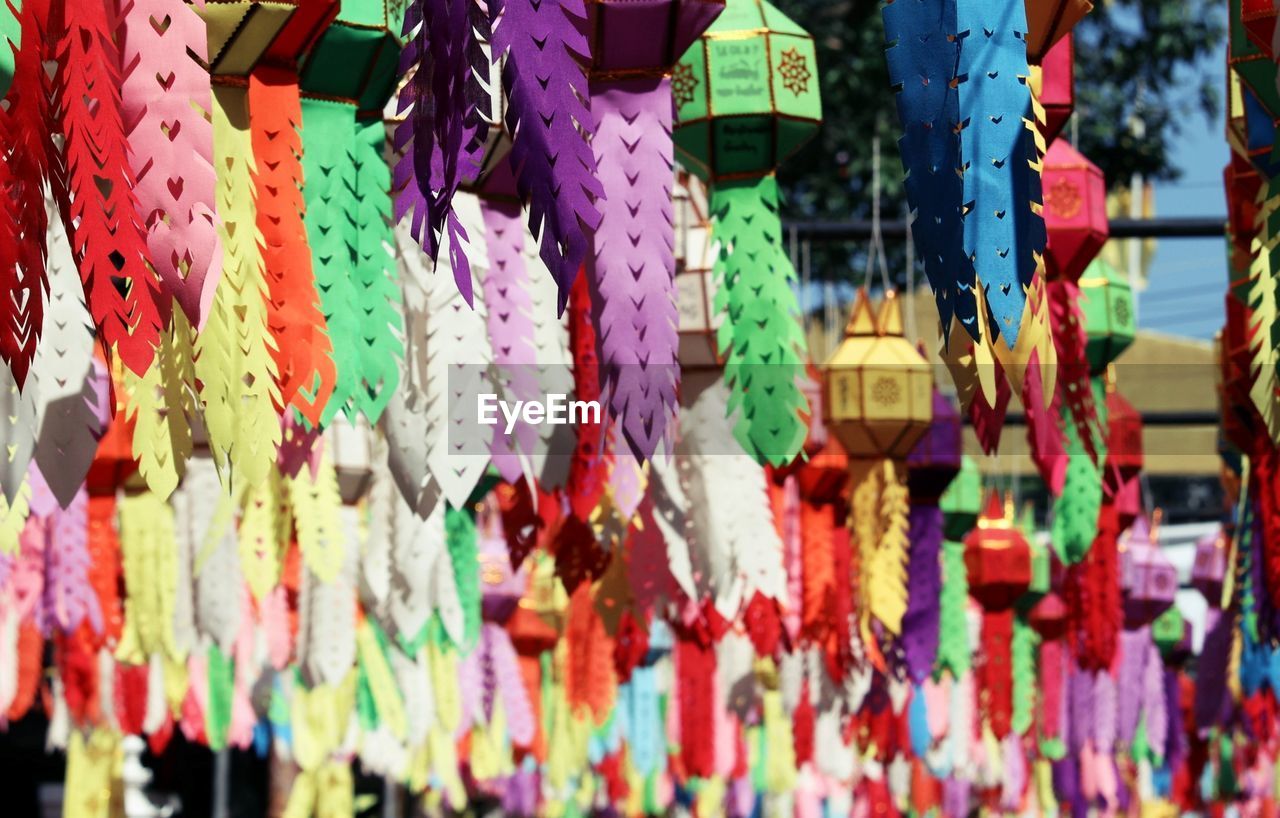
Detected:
[
  {"left": 350, "top": 117, "right": 404, "bottom": 424},
  {"left": 238, "top": 468, "right": 288, "bottom": 602},
  {"left": 1068, "top": 498, "right": 1121, "bottom": 671},
  {"left": 301, "top": 97, "right": 368, "bottom": 425},
  {"left": 480, "top": 198, "right": 540, "bottom": 483},
  {"left": 799, "top": 499, "right": 836, "bottom": 646},
  {"left": 565, "top": 272, "right": 610, "bottom": 524},
  {"left": 123, "top": 316, "right": 196, "bottom": 500},
  {"left": 1048, "top": 279, "right": 1100, "bottom": 456},
  {"left": 882, "top": 0, "right": 977, "bottom": 341},
  {"left": 871, "top": 460, "right": 911, "bottom": 640},
  {"left": 248, "top": 67, "right": 335, "bottom": 425},
  {"left": 119, "top": 0, "right": 221, "bottom": 324},
  {"left": 1052, "top": 394, "right": 1103, "bottom": 565},
  {"left": 86, "top": 494, "right": 123, "bottom": 648},
  {"left": 680, "top": 375, "right": 787, "bottom": 616},
  {"left": 387, "top": 489, "right": 452, "bottom": 650},
  {"left": 0, "top": 362, "right": 38, "bottom": 505},
  {"left": 445, "top": 506, "right": 481, "bottom": 652},
  {"left": 0, "top": 1, "right": 15, "bottom": 104},
  {"left": 383, "top": 220, "right": 440, "bottom": 517},
  {"left": 1011, "top": 615, "right": 1037, "bottom": 736},
  {"left": 62, "top": 728, "right": 120, "bottom": 818},
  {"left": 43, "top": 486, "right": 102, "bottom": 636},
  {"left": 710, "top": 175, "right": 807, "bottom": 465},
  {"left": 1250, "top": 187, "right": 1280, "bottom": 438},
  {"left": 587, "top": 76, "right": 677, "bottom": 460},
  {"left": 192, "top": 489, "right": 241, "bottom": 656},
  {"left": 1022, "top": 347, "right": 1067, "bottom": 494},
  {"left": 287, "top": 452, "right": 346, "bottom": 585},
  {"left": 565, "top": 582, "right": 616, "bottom": 726},
  {"left": 489, "top": 0, "right": 603, "bottom": 305},
  {"left": 516, "top": 223, "right": 576, "bottom": 486},
  {"left": 355, "top": 619, "right": 407, "bottom": 742},
  {"left": 297, "top": 530, "right": 358, "bottom": 689},
  {"left": 955, "top": 0, "right": 1046, "bottom": 347},
  {"left": 978, "top": 608, "right": 1016, "bottom": 738},
  {"left": 53, "top": 0, "right": 164, "bottom": 374},
  {"left": 393, "top": 0, "right": 489, "bottom": 301},
  {"left": 116, "top": 489, "right": 178, "bottom": 664},
  {"left": 32, "top": 196, "right": 101, "bottom": 508},
  {"left": 902, "top": 504, "right": 943, "bottom": 684},
  {"left": 0, "top": 480, "right": 30, "bottom": 557},
  {"left": 935, "top": 540, "right": 970, "bottom": 678},
  {"left": 195, "top": 85, "right": 281, "bottom": 490},
  {"left": 0, "top": 0, "right": 51, "bottom": 385}
]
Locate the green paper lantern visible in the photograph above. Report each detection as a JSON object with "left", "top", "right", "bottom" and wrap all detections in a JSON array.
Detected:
[
  {"left": 1079, "top": 259, "right": 1135, "bottom": 374},
  {"left": 300, "top": 0, "right": 405, "bottom": 112},
  {"left": 673, "top": 0, "right": 822, "bottom": 180},
  {"left": 940, "top": 455, "right": 982, "bottom": 540},
  {"left": 1152, "top": 606, "right": 1186, "bottom": 658}
]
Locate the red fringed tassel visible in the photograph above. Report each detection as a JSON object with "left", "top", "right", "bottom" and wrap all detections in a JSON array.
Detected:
[
  {"left": 824, "top": 510, "right": 855, "bottom": 681},
  {"left": 86, "top": 495, "right": 123, "bottom": 649},
  {"left": 564, "top": 583, "right": 615, "bottom": 723},
  {"left": 969, "top": 364, "right": 1012, "bottom": 455},
  {"left": 56, "top": 624, "right": 100, "bottom": 726},
  {"left": 1047, "top": 278, "right": 1099, "bottom": 458},
  {"left": 793, "top": 680, "right": 815, "bottom": 766},
  {"left": 6, "top": 621, "right": 44, "bottom": 721},
  {"left": 676, "top": 630, "right": 716, "bottom": 778},
  {"left": 800, "top": 499, "right": 836, "bottom": 645},
  {"left": 1040, "top": 636, "right": 1066, "bottom": 743},
  {"left": 565, "top": 272, "right": 609, "bottom": 520},
  {"left": 1068, "top": 499, "right": 1121, "bottom": 671},
  {"left": 248, "top": 66, "right": 336, "bottom": 425},
  {"left": 496, "top": 479, "right": 540, "bottom": 569},
  {"left": 52, "top": 0, "right": 164, "bottom": 374},
  {"left": 114, "top": 661, "right": 149, "bottom": 736},
  {"left": 979, "top": 608, "right": 1015, "bottom": 738}
]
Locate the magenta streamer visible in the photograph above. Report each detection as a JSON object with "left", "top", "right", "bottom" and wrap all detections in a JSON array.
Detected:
[
  {"left": 490, "top": 0, "right": 603, "bottom": 307},
  {"left": 1117, "top": 626, "right": 1149, "bottom": 743},
  {"left": 481, "top": 198, "right": 541, "bottom": 482},
  {"left": 586, "top": 77, "right": 677, "bottom": 459}
]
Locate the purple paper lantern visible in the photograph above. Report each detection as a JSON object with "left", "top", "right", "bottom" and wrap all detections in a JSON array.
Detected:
[
  {"left": 1191, "top": 527, "right": 1229, "bottom": 607},
  {"left": 1119, "top": 516, "right": 1178, "bottom": 627},
  {"left": 906, "top": 389, "right": 963, "bottom": 502},
  {"left": 587, "top": 0, "right": 726, "bottom": 73}
]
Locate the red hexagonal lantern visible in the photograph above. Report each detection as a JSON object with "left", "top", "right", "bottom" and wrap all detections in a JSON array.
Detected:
[
  {"left": 1242, "top": 0, "right": 1277, "bottom": 56},
  {"left": 1039, "top": 33, "right": 1074, "bottom": 145},
  {"left": 963, "top": 492, "right": 1032, "bottom": 738},
  {"left": 1041, "top": 139, "right": 1108, "bottom": 282},
  {"left": 1104, "top": 381, "right": 1143, "bottom": 495}
]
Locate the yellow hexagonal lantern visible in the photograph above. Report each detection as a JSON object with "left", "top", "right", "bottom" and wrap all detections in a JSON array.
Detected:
[{"left": 823, "top": 289, "right": 934, "bottom": 460}]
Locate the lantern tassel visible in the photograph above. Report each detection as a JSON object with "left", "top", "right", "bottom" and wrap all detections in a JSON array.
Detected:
[
  {"left": 53, "top": 0, "right": 165, "bottom": 374},
  {"left": 869, "top": 459, "right": 910, "bottom": 639},
  {"left": 882, "top": 0, "right": 978, "bottom": 343},
  {"left": 248, "top": 68, "right": 336, "bottom": 425},
  {"left": 710, "top": 175, "right": 808, "bottom": 465},
  {"left": 587, "top": 77, "right": 678, "bottom": 461},
  {"left": 490, "top": 0, "right": 603, "bottom": 307},
  {"left": 194, "top": 86, "right": 282, "bottom": 490},
  {"left": 902, "top": 503, "right": 943, "bottom": 684},
  {"left": 123, "top": 316, "right": 196, "bottom": 500},
  {"left": 120, "top": 0, "right": 221, "bottom": 326},
  {"left": 0, "top": 0, "right": 52, "bottom": 385},
  {"left": 1047, "top": 279, "right": 1101, "bottom": 458},
  {"left": 980, "top": 607, "right": 1015, "bottom": 738}
]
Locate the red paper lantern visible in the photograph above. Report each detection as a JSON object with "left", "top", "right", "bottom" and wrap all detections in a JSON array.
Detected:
[
  {"left": 1242, "top": 0, "right": 1277, "bottom": 56},
  {"left": 1039, "top": 33, "right": 1074, "bottom": 145},
  {"left": 1104, "top": 383, "right": 1143, "bottom": 492},
  {"left": 1029, "top": 591, "right": 1068, "bottom": 640},
  {"left": 963, "top": 493, "right": 1033, "bottom": 611},
  {"left": 1041, "top": 139, "right": 1108, "bottom": 282}
]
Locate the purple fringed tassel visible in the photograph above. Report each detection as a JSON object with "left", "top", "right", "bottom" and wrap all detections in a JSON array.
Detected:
[
  {"left": 586, "top": 77, "right": 677, "bottom": 459},
  {"left": 1053, "top": 756, "right": 1079, "bottom": 812},
  {"left": 1143, "top": 637, "right": 1167, "bottom": 756},
  {"left": 394, "top": 0, "right": 489, "bottom": 302},
  {"left": 1092, "top": 669, "right": 1116, "bottom": 753},
  {"left": 41, "top": 484, "right": 102, "bottom": 636},
  {"left": 1068, "top": 661, "right": 1092, "bottom": 755},
  {"left": 490, "top": 0, "right": 603, "bottom": 308},
  {"left": 1117, "top": 626, "right": 1149, "bottom": 743},
  {"left": 1164, "top": 666, "right": 1184, "bottom": 766},
  {"left": 943, "top": 776, "right": 970, "bottom": 818},
  {"left": 902, "top": 503, "right": 942, "bottom": 684},
  {"left": 481, "top": 199, "right": 541, "bottom": 482},
  {"left": 1196, "top": 608, "right": 1233, "bottom": 730}
]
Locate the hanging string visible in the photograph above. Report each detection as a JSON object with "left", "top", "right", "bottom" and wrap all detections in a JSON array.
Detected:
[{"left": 863, "top": 133, "right": 892, "bottom": 294}]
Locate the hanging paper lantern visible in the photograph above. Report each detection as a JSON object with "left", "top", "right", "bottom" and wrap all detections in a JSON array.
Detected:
[
  {"left": 674, "top": 0, "right": 821, "bottom": 465},
  {"left": 795, "top": 375, "right": 849, "bottom": 505},
  {"left": 824, "top": 289, "right": 932, "bottom": 663},
  {"left": 1079, "top": 259, "right": 1135, "bottom": 374},
  {"left": 198, "top": 0, "right": 313, "bottom": 76},
  {"left": 1151, "top": 605, "right": 1186, "bottom": 660},
  {"left": 941, "top": 455, "right": 983, "bottom": 540},
  {"left": 1104, "top": 380, "right": 1143, "bottom": 492},
  {"left": 299, "top": 0, "right": 402, "bottom": 112},
  {"left": 1242, "top": 0, "right": 1277, "bottom": 55},
  {"left": 1118, "top": 516, "right": 1177, "bottom": 628},
  {"left": 963, "top": 492, "right": 1032, "bottom": 738},
  {"left": 1037, "top": 33, "right": 1074, "bottom": 145},
  {"left": 1041, "top": 140, "right": 1107, "bottom": 283},
  {"left": 824, "top": 290, "right": 933, "bottom": 461},
  {"left": 1024, "top": 0, "right": 1092, "bottom": 64},
  {"left": 676, "top": 174, "right": 724, "bottom": 371},
  {"left": 1192, "top": 528, "right": 1229, "bottom": 608}
]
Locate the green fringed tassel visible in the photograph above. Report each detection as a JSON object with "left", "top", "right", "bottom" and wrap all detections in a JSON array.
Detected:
[
  {"left": 206, "top": 644, "right": 235, "bottom": 752},
  {"left": 710, "top": 175, "right": 808, "bottom": 465},
  {"left": 356, "top": 658, "right": 378, "bottom": 732},
  {"left": 301, "top": 98, "right": 365, "bottom": 426},
  {"left": 1011, "top": 615, "right": 1038, "bottom": 736},
  {"left": 935, "top": 540, "right": 971, "bottom": 679},
  {"left": 446, "top": 505, "right": 480, "bottom": 652},
  {"left": 351, "top": 118, "right": 403, "bottom": 423},
  {"left": 1051, "top": 376, "right": 1106, "bottom": 564}
]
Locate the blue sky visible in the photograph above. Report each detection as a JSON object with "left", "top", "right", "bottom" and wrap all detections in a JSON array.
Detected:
[{"left": 1135, "top": 38, "right": 1228, "bottom": 341}]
